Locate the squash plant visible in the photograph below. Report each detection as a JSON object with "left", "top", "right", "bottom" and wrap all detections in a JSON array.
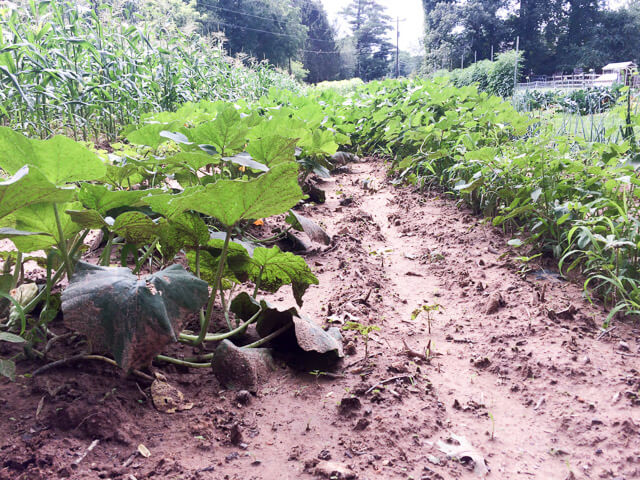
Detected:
[{"left": 0, "top": 96, "right": 332, "bottom": 376}]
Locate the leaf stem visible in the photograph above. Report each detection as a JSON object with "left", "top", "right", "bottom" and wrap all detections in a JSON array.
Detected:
[
  {"left": 252, "top": 265, "right": 264, "bottom": 299},
  {"left": 179, "top": 307, "right": 261, "bottom": 344},
  {"left": 99, "top": 231, "right": 114, "bottom": 266},
  {"left": 191, "top": 226, "right": 232, "bottom": 346},
  {"left": 133, "top": 237, "right": 159, "bottom": 274},
  {"left": 10, "top": 251, "right": 22, "bottom": 288},
  {"left": 154, "top": 355, "right": 211, "bottom": 368},
  {"left": 242, "top": 323, "right": 292, "bottom": 348},
  {"left": 53, "top": 204, "right": 74, "bottom": 278}
]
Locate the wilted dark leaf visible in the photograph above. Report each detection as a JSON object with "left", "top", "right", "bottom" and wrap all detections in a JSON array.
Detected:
[
  {"left": 61, "top": 261, "right": 208, "bottom": 371},
  {"left": 286, "top": 210, "right": 331, "bottom": 245}
]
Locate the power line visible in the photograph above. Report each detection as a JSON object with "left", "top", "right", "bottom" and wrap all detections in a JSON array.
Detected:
[
  {"left": 198, "top": 0, "right": 335, "bottom": 44},
  {"left": 215, "top": 20, "right": 339, "bottom": 53}
]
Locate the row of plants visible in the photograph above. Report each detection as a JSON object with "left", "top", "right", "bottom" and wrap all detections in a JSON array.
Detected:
[
  {"left": 0, "top": 94, "right": 352, "bottom": 379},
  {"left": 3, "top": 73, "right": 640, "bottom": 381},
  {"left": 0, "top": 1, "right": 300, "bottom": 143},
  {"left": 513, "top": 86, "right": 625, "bottom": 115},
  {"left": 435, "top": 51, "right": 523, "bottom": 98},
  {"left": 304, "top": 78, "right": 640, "bottom": 325}
]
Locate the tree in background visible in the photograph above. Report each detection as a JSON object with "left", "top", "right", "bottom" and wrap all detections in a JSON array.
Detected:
[
  {"left": 294, "top": 0, "right": 341, "bottom": 83},
  {"left": 423, "top": 1, "right": 464, "bottom": 71},
  {"left": 423, "top": 0, "right": 508, "bottom": 72},
  {"left": 342, "top": 0, "right": 394, "bottom": 81},
  {"left": 197, "top": 0, "right": 307, "bottom": 67},
  {"left": 423, "top": 0, "right": 640, "bottom": 76}
]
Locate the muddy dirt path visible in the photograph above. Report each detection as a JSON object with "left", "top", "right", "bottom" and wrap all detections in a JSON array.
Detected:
[{"left": 1, "top": 159, "right": 640, "bottom": 480}]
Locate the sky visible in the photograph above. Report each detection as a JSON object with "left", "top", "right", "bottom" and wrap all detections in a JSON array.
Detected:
[{"left": 320, "top": 0, "right": 425, "bottom": 54}]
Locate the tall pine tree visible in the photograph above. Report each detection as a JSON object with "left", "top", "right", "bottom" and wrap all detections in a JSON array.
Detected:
[
  {"left": 342, "top": 0, "right": 393, "bottom": 81},
  {"left": 294, "top": 0, "right": 341, "bottom": 83}
]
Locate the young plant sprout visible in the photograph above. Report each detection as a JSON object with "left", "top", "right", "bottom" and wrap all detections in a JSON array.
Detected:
[{"left": 343, "top": 321, "right": 381, "bottom": 359}]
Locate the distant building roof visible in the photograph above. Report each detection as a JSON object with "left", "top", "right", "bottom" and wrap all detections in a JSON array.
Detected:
[{"left": 602, "top": 61, "right": 636, "bottom": 71}]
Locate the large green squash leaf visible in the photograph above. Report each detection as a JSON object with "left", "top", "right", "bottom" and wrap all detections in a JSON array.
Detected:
[
  {"left": 188, "top": 105, "right": 248, "bottom": 155},
  {"left": 0, "top": 126, "right": 33, "bottom": 174},
  {"left": 78, "top": 183, "right": 159, "bottom": 216},
  {"left": 247, "top": 246, "right": 318, "bottom": 306},
  {"left": 10, "top": 201, "right": 82, "bottom": 252},
  {"left": 164, "top": 151, "right": 218, "bottom": 170},
  {"left": 61, "top": 261, "right": 209, "bottom": 371},
  {"left": 113, "top": 211, "right": 158, "bottom": 245},
  {"left": 0, "top": 166, "right": 75, "bottom": 220},
  {"left": 0, "top": 128, "right": 106, "bottom": 184},
  {"left": 142, "top": 191, "right": 200, "bottom": 219},
  {"left": 246, "top": 135, "right": 298, "bottom": 167},
  {"left": 30, "top": 136, "right": 106, "bottom": 185},
  {"left": 157, "top": 213, "right": 209, "bottom": 259},
  {"left": 126, "top": 121, "right": 186, "bottom": 149},
  {"left": 172, "top": 162, "right": 302, "bottom": 227}
]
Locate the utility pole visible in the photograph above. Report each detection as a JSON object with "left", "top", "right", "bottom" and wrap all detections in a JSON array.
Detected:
[
  {"left": 395, "top": 17, "right": 400, "bottom": 78},
  {"left": 513, "top": 36, "right": 520, "bottom": 91},
  {"left": 395, "top": 17, "right": 406, "bottom": 78}
]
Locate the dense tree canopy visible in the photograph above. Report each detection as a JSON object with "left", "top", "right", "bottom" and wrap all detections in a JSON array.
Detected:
[
  {"left": 197, "top": 0, "right": 307, "bottom": 67},
  {"left": 422, "top": 0, "right": 640, "bottom": 75}
]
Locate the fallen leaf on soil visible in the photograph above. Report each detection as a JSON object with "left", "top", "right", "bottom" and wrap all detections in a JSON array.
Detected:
[
  {"left": 151, "top": 380, "right": 193, "bottom": 413},
  {"left": 137, "top": 444, "right": 151, "bottom": 458},
  {"left": 314, "top": 460, "right": 357, "bottom": 479},
  {"left": 61, "top": 261, "right": 209, "bottom": 371},
  {"left": 438, "top": 433, "right": 489, "bottom": 476}
]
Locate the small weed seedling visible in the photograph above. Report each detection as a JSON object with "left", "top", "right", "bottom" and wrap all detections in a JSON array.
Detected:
[
  {"left": 309, "top": 370, "right": 328, "bottom": 386},
  {"left": 412, "top": 303, "right": 442, "bottom": 334},
  {"left": 343, "top": 321, "right": 381, "bottom": 359},
  {"left": 514, "top": 252, "right": 542, "bottom": 276},
  {"left": 488, "top": 411, "right": 495, "bottom": 440}
]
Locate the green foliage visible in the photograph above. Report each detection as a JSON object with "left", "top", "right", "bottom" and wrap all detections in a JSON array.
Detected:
[
  {"left": 445, "top": 51, "right": 523, "bottom": 98},
  {"left": 422, "top": 0, "right": 640, "bottom": 75},
  {"left": 0, "top": 1, "right": 301, "bottom": 141},
  {"left": 326, "top": 76, "right": 640, "bottom": 322},
  {"left": 514, "top": 86, "right": 624, "bottom": 115}
]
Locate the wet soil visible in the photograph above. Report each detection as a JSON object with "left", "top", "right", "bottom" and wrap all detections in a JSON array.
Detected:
[{"left": 1, "top": 159, "right": 640, "bottom": 480}]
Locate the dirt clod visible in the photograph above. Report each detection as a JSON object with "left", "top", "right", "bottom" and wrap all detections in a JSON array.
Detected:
[
  {"left": 338, "top": 396, "right": 362, "bottom": 415},
  {"left": 485, "top": 292, "right": 504, "bottom": 314},
  {"left": 234, "top": 390, "right": 252, "bottom": 406}
]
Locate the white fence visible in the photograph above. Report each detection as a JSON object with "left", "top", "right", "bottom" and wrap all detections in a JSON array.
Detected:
[{"left": 516, "top": 73, "right": 631, "bottom": 90}]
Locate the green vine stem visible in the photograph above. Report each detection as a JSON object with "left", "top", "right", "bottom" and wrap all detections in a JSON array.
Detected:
[
  {"left": 10, "top": 251, "right": 22, "bottom": 289},
  {"left": 242, "top": 323, "right": 292, "bottom": 348},
  {"left": 99, "top": 231, "right": 114, "bottom": 266},
  {"left": 133, "top": 237, "right": 159, "bottom": 274},
  {"left": 252, "top": 265, "right": 264, "bottom": 299},
  {"left": 154, "top": 355, "right": 211, "bottom": 368},
  {"left": 220, "top": 286, "right": 232, "bottom": 331},
  {"left": 22, "top": 230, "right": 88, "bottom": 314},
  {"left": 179, "top": 307, "right": 262, "bottom": 344},
  {"left": 194, "top": 245, "right": 201, "bottom": 278},
  {"left": 53, "top": 204, "right": 74, "bottom": 278},
  {"left": 190, "top": 226, "right": 232, "bottom": 346}
]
